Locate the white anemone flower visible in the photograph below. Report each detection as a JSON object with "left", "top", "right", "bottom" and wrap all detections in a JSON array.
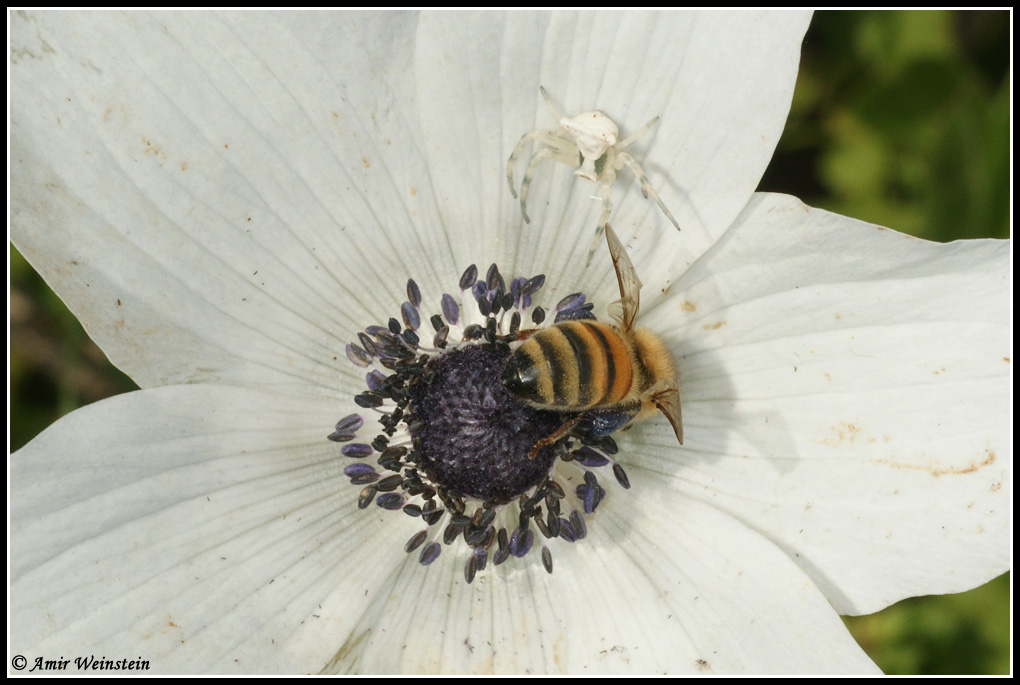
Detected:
[{"left": 10, "top": 12, "right": 1009, "bottom": 675}]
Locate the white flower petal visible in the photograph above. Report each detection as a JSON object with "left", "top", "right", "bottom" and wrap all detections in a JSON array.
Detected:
[
  {"left": 11, "top": 12, "right": 442, "bottom": 390},
  {"left": 11, "top": 385, "right": 412, "bottom": 673},
  {"left": 416, "top": 11, "right": 811, "bottom": 296},
  {"left": 632, "top": 193, "right": 1009, "bottom": 615},
  {"left": 331, "top": 469, "right": 877, "bottom": 674}
]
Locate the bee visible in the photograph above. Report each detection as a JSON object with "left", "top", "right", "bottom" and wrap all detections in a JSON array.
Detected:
[{"left": 501, "top": 223, "right": 683, "bottom": 456}]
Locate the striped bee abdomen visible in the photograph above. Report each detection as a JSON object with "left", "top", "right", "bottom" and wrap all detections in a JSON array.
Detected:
[{"left": 501, "top": 321, "right": 634, "bottom": 410}]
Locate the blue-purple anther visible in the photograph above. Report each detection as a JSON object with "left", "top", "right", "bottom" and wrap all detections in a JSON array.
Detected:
[
  {"left": 441, "top": 293, "right": 459, "bottom": 325},
  {"left": 419, "top": 541, "right": 442, "bottom": 566},
  {"left": 406, "top": 278, "right": 422, "bottom": 307},
  {"left": 458, "top": 264, "right": 478, "bottom": 291},
  {"left": 401, "top": 301, "right": 420, "bottom": 330},
  {"left": 376, "top": 493, "right": 404, "bottom": 510},
  {"left": 509, "top": 527, "right": 535, "bottom": 558},
  {"left": 555, "top": 292, "right": 586, "bottom": 313},
  {"left": 343, "top": 463, "right": 377, "bottom": 478},
  {"left": 573, "top": 446, "right": 611, "bottom": 467},
  {"left": 341, "top": 443, "right": 374, "bottom": 458},
  {"left": 365, "top": 369, "right": 386, "bottom": 391},
  {"left": 345, "top": 343, "right": 371, "bottom": 368},
  {"left": 328, "top": 414, "right": 364, "bottom": 442},
  {"left": 470, "top": 280, "right": 487, "bottom": 302}
]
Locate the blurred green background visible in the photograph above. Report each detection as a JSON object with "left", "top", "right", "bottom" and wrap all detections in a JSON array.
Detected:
[{"left": 8, "top": 10, "right": 1011, "bottom": 675}]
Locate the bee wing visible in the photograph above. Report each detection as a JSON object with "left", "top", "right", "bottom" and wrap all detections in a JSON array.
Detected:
[
  {"left": 604, "top": 223, "right": 642, "bottom": 331},
  {"left": 647, "top": 378, "right": 683, "bottom": 445}
]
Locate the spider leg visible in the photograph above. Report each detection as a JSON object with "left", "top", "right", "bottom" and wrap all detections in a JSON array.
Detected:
[
  {"left": 617, "top": 151, "right": 680, "bottom": 231},
  {"left": 518, "top": 147, "right": 555, "bottom": 223},
  {"left": 539, "top": 86, "right": 565, "bottom": 124},
  {"left": 585, "top": 168, "right": 617, "bottom": 266},
  {"left": 516, "top": 133, "right": 580, "bottom": 225},
  {"left": 616, "top": 116, "right": 660, "bottom": 150},
  {"left": 509, "top": 129, "right": 578, "bottom": 193},
  {"left": 586, "top": 225, "right": 605, "bottom": 267},
  {"left": 508, "top": 129, "right": 547, "bottom": 199}
]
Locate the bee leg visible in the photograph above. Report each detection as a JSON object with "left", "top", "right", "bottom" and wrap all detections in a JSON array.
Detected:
[
  {"left": 528, "top": 414, "right": 584, "bottom": 460},
  {"left": 514, "top": 327, "right": 539, "bottom": 341},
  {"left": 640, "top": 378, "right": 683, "bottom": 445}
]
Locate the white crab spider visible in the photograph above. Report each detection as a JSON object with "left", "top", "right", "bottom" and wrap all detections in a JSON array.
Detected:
[{"left": 507, "top": 87, "right": 680, "bottom": 264}]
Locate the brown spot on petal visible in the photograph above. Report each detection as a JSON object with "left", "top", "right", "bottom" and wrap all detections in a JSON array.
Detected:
[
  {"left": 323, "top": 628, "right": 371, "bottom": 672},
  {"left": 552, "top": 634, "right": 565, "bottom": 670},
  {"left": 701, "top": 320, "right": 726, "bottom": 330},
  {"left": 682, "top": 301, "right": 696, "bottom": 312},
  {"left": 870, "top": 449, "right": 996, "bottom": 477},
  {"left": 141, "top": 135, "right": 166, "bottom": 161},
  {"left": 817, "top": 421, "right": 863, "bottom": 447}
]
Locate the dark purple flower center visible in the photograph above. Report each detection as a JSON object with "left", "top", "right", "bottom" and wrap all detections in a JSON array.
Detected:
[{"left": 409, "top": 344, "right": 565, "bottom": 501}]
